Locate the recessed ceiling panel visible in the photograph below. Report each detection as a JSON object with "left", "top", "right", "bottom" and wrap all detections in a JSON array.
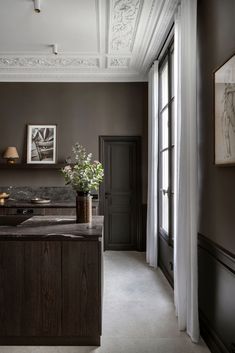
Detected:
[{"left": 0, "top": 0, "right": 99, "bottom": 53}]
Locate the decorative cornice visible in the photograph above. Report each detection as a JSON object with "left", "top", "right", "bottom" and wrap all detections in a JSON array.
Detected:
[
  {"left": 109, "top": 0, "right": 142, "bottom": 53},
  {"left": 0, "top": 71, "right": 147, "bottom": 82},
  {"left": 141, "top": 0, "right": 179, "bottom": 71},
  {"left": 0, "top": 57, "right": 99, "bottom": 69},
  {"left": 108, "top": 57, "right": 130, "bottom": 68},
  {"left": 132, "top": 0, "right": 178, "bottom": 73}
]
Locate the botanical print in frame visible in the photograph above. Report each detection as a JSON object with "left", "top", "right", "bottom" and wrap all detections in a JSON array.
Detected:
[
  {"left": 27, "top": 124, "right": 57, "bottom": 164},
  {"left": 215, "top": 54, "right": 235, "bottom": 165}
]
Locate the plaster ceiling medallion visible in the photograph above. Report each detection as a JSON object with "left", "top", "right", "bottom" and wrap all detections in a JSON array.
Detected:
[
  {"left": 109, "top": 0, "right": 142, "bottom": 53},
  {"left": 0, "top": 57, "right": 99, "bottom": 69}
]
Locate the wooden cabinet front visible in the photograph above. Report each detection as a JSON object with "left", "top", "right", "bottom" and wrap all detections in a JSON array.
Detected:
[
  {"left": 0, "top": 241, "right": 61, "bottom": 337},
  {"left": 62, "top": 242, "right": 101, "bottom": 337},
  {"left": 0, "top": 239, "right": 101, "bottom": 345}
]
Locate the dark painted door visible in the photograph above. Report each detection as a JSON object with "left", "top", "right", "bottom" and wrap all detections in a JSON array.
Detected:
[{"left": 99, "top": 136, "right": 141, "bottom": 250}]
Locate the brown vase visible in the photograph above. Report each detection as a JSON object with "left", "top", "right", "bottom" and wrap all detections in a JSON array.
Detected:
[{"left": 76, "top": 192, "right": 92, "bottom": 223}]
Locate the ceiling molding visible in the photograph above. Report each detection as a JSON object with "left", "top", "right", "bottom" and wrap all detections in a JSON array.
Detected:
[
  {"left": 141, "top": 0, "right": 178, "bottom": 71},
  {"left": 0, "top": 71, "right": 147, "bottom": 82},
  {"left": 107, "top": 57, "right": 130, "bottom": 68},
  {"left": 0, "top": 56, "right": 100, "bottom": 69},
  {"left": 131, "top": 0, "right": 165, "bottom": 70},
  {"left": 0, "top": 0, "right": 178, "bottom": 82},
  {"left": 132, "top": 0, "right": 179, "bottom": 73}
]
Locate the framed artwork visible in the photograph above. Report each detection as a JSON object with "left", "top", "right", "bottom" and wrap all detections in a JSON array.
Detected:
[
  {"left": 214, "top": 53, "right": 235, "bottom": 165},
  {"left": 27, "top": 124, "right": 57, "bottom": 164}
]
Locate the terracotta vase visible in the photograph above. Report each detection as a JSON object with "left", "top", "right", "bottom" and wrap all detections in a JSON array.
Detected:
[{"left": 76, "top": 192, "right": 92, "bottom": 223}]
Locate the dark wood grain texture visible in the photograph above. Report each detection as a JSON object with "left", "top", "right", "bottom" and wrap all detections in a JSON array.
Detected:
[
  {"left": 0, "top": 216, "right": 103, "bottom": 345},
  {"left": 0, "top": 241, "right": 24, "bottom": 336},
  {"left": 0, "top": 336, "right": 100, "bottom": 346},
  {"left": 62, "top": 241, "right": 101, "bottom": 337},
  {"left": 0, "top": 241, "right": 61, "bottom": 337},
  {"left": 22, "top": 241, "right": 61, "bottom": 336}
]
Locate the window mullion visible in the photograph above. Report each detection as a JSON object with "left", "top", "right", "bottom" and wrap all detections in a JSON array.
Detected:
[{"left": 168, "top": 47, "right": 173, "bottom": 245}]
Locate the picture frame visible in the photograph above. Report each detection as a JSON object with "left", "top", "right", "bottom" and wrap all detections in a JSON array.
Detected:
[
  {"left": 27, "top": 124, "right": 57, "bottom": 164},
  {"left": 214, "top": 53, "right": 235, "bottom": 165}
]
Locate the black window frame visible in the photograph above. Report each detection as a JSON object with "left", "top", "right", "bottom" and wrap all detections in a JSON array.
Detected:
[{"left": 158, "top": 38, "right": 175, "bottom": 247}]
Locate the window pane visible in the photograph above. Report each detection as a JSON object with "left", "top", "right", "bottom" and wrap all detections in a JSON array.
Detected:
[
  {"left": 161, "top": 192, "right": 169, "bottom": 233},
  {"left": 158, "top": 44, "right": 175, "bottom": 242},
  {"left": 161, "top": 63, "right": 168, "bottom": 108},
  {"left": 162, "top": 150, "right": 169, "bottom": 190},
  {"left": 171, "top": 204, "right": 174, "bottom": 239},
  {"left": 171, "top": 100, "right": 175, "bottom": 146},
  {"left": 171, "top": 49, "right": 174, "bottom": 98},
  {"left": 171, "top": 146, "right": 175, "bottom": 193},
  {"left": 160, "top": 108, "right": 169, "bottom": 149}
]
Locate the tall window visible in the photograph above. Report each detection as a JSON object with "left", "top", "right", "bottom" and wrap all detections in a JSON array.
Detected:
[{"left": 158, "top": 41, "right": 175, "bottom": 245}]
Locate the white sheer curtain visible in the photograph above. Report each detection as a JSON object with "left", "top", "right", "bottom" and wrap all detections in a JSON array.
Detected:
[
  {"left": 174, "top": 0, "right": 199, "bottom": 343},
  {"left": 146, "top": 61, "right": 158, "bottom": 268}
]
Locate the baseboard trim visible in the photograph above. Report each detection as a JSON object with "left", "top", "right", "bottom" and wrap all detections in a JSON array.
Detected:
[
  {"left": 158, "top": 260, "right": 174, "bottom": 288},
  {"left": 199, "top": 310, "right": 230, "bottom": 353}
]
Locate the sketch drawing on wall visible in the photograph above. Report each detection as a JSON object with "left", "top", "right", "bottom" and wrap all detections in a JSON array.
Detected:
[
  {"left": 27, "top": 124, "right": 57, "bottom": 164},
  {"left": 222, "top": 81, "right": 235, "bottom": 157},
  {"left": 215, "top": 54, "right": 235, "bottom": 165}
]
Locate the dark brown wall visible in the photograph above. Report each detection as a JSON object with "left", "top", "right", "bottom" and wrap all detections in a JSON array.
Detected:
[
  {"left": 197, "top": 0, "right": 235, "bottom": 253},
  {"left": 197, "top": 1, "right": 235, "bottom": 352},
  {"left": 0, "top": 82, "right": 148, "bottom": 201}
]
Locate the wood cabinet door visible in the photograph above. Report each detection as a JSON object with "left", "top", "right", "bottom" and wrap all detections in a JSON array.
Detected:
[
  {"left": 62, "top": 241, "right": 101, "bottom": 337},
  {"left": 0, "top": 241, "right": 61, "bottom": 336}
]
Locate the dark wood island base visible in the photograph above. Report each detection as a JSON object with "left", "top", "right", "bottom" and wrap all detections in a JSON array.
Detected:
[
  {"left": 0, "top": 336, "right": 100, "bottom": 346},
  {"left": 0, "top": 216, "right": 103, "bottom": 346}
]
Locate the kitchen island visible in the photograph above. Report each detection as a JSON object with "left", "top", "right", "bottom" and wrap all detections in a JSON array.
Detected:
[{"left": 0, "top": 215, "right": 103, "bottom": 346}]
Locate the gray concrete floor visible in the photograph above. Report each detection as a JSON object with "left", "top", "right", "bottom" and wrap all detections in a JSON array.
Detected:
[{"left": 0, "top": 251, "right": 211, "bottom": 353}]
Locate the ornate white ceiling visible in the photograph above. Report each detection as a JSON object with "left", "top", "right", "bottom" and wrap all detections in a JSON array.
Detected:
[{"left": 0, "top": 0, "right": 178, "bottom": 82}]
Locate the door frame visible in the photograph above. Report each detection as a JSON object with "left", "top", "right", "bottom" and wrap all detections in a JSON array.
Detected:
[{"left": 99, "top": 136, "right": 143, "bottom": 251}]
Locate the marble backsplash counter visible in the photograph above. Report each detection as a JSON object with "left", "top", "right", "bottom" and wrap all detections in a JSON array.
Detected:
[{"left": 0, "top": 186, "right": 98, "bottom": 203}]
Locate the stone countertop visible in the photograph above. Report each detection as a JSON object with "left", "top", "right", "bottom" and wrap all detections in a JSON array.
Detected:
[
  {"left": 0, "top": 199, "right": 99, "bottom": 208},
  {"left": 0, "top": 215, "right": 103, "bottom": 240}
]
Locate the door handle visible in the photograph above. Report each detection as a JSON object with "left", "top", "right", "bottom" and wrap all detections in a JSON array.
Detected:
[
  {"left": 105, "top": 192, "right": 111, "bottom": 198},
  {"left": 162, "top": 188, "right": 169, "bottom": 196}
]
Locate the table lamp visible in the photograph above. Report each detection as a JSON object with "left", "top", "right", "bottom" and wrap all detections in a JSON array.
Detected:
[{"left": 3, "top": 147, "right": 19, "bottom": 164}]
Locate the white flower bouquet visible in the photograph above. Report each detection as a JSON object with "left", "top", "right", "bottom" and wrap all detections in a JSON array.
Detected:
[{"left": 62, "top": 143, "right": 104, "bottom": 194}]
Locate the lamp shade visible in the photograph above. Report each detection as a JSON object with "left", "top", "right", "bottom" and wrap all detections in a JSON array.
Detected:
[{"left": 3, "top": 147, "right": 19, "bottom": 159}]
